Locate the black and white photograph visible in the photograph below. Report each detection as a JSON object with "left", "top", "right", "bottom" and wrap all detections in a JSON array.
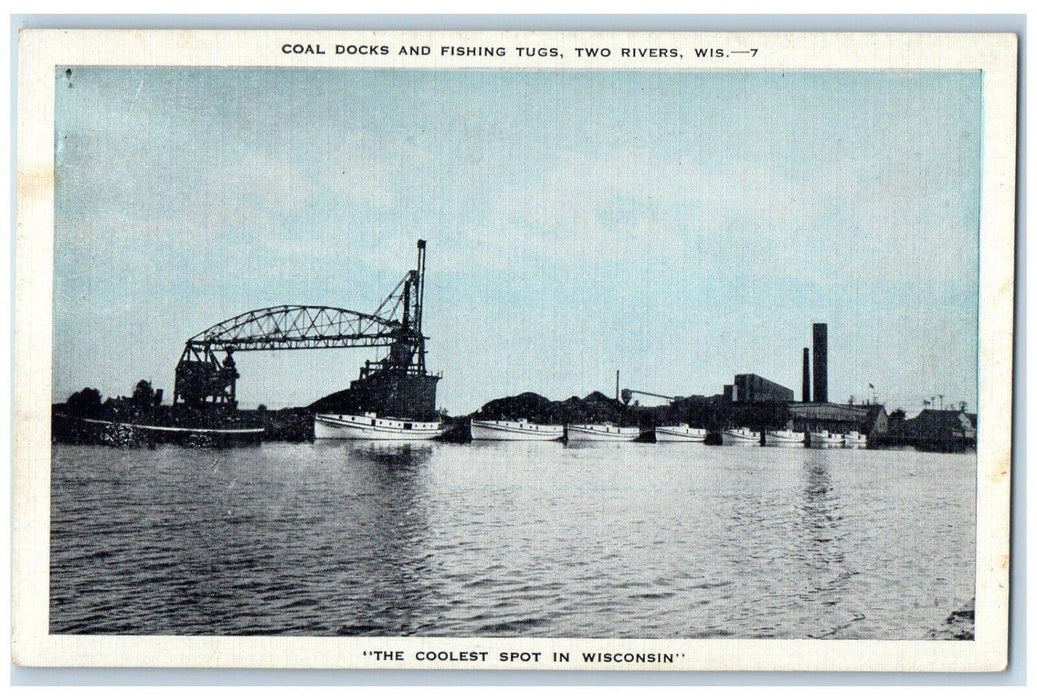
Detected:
[{"left": 12, "top": 29, "right": 1016, "bottom": 671}]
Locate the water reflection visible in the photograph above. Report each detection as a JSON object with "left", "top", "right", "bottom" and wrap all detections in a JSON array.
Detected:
[
  {"left": 352, "top": 442, "right": 434, "bottom": 468},
  {"left": 563, "top": 442, "right": 638, "bottom": 450},
  {"left": 799, "top": 457, "right": 844, "bottom": 564},
  {"left": 330, "top": 441, "right": 436, "bottom": 635},
  {"left": 796, "top": 454, "right": 860, "bottom": 638}
]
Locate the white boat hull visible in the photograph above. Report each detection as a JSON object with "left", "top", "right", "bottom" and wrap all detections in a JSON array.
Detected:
[
  {"left": 809, "top": 432, "right": 845, "bottom": 447},
  {"left": 654, "top": 425, "right": 707, "bottom": 442},
  {"left": 566, "top": 424, "right": 641, "bottom": 442},
  {"left": 79, "top": 416, "right": 264, "bottom": 437},
  {"left": 470, "top": 419, "right": 563, "bottom": 441},
  {"left": 61, "top": 415, "right": 264, "bottom": 445},
  {"left": 765, "top": 430, "right": 805, "bottom": 445},
  {"left": 843, "top": 432, "right": 868, "bottom": 448},
  {"left": 314, "top": 413, "right": 447, "bottom": 440},
  {"left": 723, "top": 429, "right": 760, "bottom": 445}
]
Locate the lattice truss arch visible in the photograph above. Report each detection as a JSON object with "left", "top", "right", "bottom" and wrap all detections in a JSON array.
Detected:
[
  {"left": 173, "top": 304, "right": 420, "bottom": 407},
  {"left": 186, "top": 305, "right": 405, "bottom": 351}
]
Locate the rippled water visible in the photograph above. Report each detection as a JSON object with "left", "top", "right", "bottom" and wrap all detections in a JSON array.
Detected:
[{"left": 50, "top": 442, "right": 975, "bottom": 638}]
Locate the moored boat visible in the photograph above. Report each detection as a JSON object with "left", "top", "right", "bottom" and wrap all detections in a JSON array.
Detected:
[
  {"left": 765, "top": 429, "right": 805, "bottom": 446},
  {"left": 722, "top": 427, "right": 760, "bottom": 445},
  {"left": 54, "top": 413, "right": 264, "bottom": 447},
  {"left": 843, "top": 431, "right": 868, "bottom": 448},
  {"left": 809, "top": 430, "right": 845, "bottom": 447},
  {"left": 470, "top": 418, "right": 564, "bottom": 441},
  {"left": 566, "top": 423, "right": 641, "bottom": 442},
  {"left": 314, "top": 412, "right": 447, "bottom": 440},
  {"left": 654, "top": 424, "right": 708, "bottom": 442}
]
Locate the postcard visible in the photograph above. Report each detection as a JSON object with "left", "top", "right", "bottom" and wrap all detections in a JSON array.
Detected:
[{"left": 13, "top": 29, "right": 1016, "bottom": 671}]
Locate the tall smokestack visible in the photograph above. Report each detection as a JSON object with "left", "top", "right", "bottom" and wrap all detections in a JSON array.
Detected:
[
  {"left": 812, "top": 323, "right": 828, "bottom": 403},
  {"left": 802, "top": 348, "right": 811, "bottom": 402}
]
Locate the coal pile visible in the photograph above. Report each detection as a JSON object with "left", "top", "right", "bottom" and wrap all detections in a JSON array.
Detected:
[{"left": 469, "top": 391, "right": 636, "bottom": 426}]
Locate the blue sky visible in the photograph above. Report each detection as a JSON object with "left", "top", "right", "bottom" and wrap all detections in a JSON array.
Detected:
[{"left": 53, "top": 68, "right": 981, "bottom": 414}]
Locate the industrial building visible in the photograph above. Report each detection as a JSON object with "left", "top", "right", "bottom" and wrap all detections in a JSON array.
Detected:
[
  {"left": 900, "top": 409, "right": 976, "bottom": 450},
  {"left": 723, "top": 374, "right": 794, "bottom": 404},
  {"left": 787, "top": 402, "right": 887, "bottom": 435},
  {"left": 705, "top": 321, "right": 892, "bottom": 439},
  {"left": 630, "top": 320, "right": 898, "bottom": 440}
]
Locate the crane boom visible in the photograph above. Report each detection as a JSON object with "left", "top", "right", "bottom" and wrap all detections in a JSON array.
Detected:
[{"left": 621, "top": 388, "right": 682, "bottom": 405}]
